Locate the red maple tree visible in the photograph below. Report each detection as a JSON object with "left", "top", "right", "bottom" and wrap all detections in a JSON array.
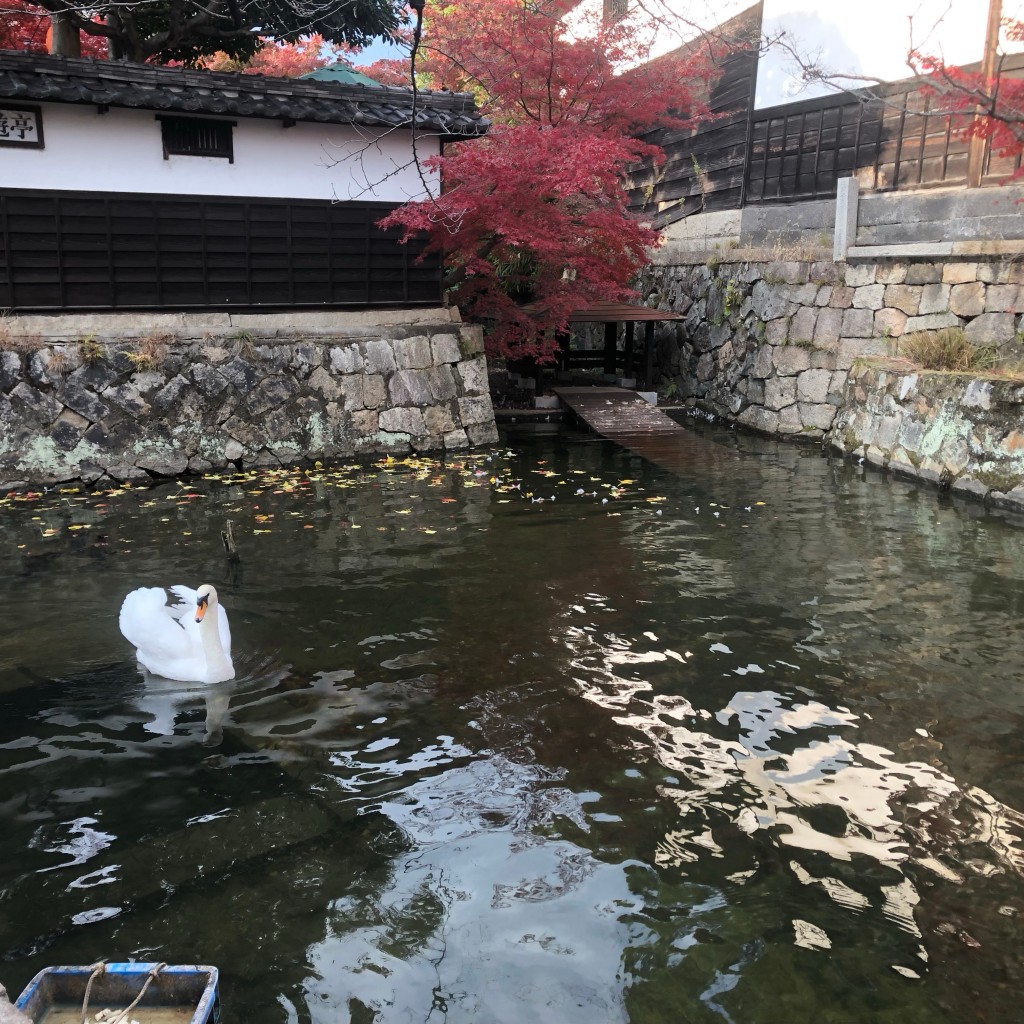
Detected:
[
  {"left": 357, "top": 57, "right": 412, "bottom": 87},
  {"left": 200, "top": 35, "right": 349, "bottom": 77},
  {"left": 0, "top": 0, "right": 108, "bottom": 56},
  {"left": 379, "top": 0, "right": 719, "bottom": 361},
  {"left": 913, "top": 18, "right": 1024, "bottom": 174}
]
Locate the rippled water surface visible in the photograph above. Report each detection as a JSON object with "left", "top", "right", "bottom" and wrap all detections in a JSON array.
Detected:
[{"left": 3, "top": 420, "right": 1024, "bottom": 1023}]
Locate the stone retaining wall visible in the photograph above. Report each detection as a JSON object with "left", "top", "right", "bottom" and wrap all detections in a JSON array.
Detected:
[
  {"left": 0, "top": 322, "right": 498, "bottom": 488},
  {"left": 639, "top": 253, "right": 1024, "bottom": 440},
  {"left": 832, "top": 364, "right": 1024, "bottom": 510}
]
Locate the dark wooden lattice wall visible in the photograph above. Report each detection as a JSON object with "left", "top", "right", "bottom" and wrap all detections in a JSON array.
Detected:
[{"left": 0, "top": 190, "right": 441, "bottom": 312}]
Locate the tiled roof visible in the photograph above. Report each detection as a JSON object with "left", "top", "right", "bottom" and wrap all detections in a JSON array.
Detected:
[{"left": 0, "top": 51, "right": 488, "bottom": 137}]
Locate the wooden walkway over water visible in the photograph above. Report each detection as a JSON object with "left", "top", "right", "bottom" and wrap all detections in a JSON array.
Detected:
[
  {"left": 553, "top": 386, "right": 736, "bottom": 476},
  {"left": 555, "top": 387, "right": 684, "bottom": 439}
]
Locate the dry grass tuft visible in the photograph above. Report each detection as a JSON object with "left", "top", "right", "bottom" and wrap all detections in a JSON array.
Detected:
[
  {"left": 125, "top": 332, "right": 170, "bottom": 371},
  {"left": 46, "top": 348, "right": 72, "bottom": 377},
  {"left": 0, "top": 319, "right": 45, "bottom": 352},
  {"left": 899, "top": 327, "right": 999, "bottom": 372},
  {"left": 78, "top": 335, "right": 104, "bottom": 364}
]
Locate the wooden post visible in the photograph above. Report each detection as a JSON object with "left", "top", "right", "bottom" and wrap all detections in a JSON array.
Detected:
[
  {"left": 642, "top": 321, "right": 655, "bottom": 389},
  {"left": 556, "top": 329, "right": 570, "bottom": 376},
  {"left": 968, "top": 0, "right": 1003, "bottom": 188},
  {"left": 624, "top": 321, "right": 635, "bottom": 378},
  {"left": 49, "top": 12, "right": 82, "bottom": 57},
  {"left": 603, "top": 321, "right": 617, "bottom": 377}
]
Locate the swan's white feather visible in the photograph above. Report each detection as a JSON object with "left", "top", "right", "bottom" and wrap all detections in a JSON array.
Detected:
[
  {"left": 168, "top": 584, "right": 231, "bottom": 653},
  {"left": 119, "top": 585, "right": 234, "bottom": 683}
]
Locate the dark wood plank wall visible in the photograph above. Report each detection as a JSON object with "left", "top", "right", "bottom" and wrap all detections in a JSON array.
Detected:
[
  {"left": 625, "top": 5, "right": 761, "bottom": 228},
  {"left": 744, "top": 57, "right": 1024, "bottom": 204},
  {"left": 627, "top": 11, "right": 1024, "bottom": 220},
  {"left": 0, "top": 190, "right": 441, "bottom": 312}
]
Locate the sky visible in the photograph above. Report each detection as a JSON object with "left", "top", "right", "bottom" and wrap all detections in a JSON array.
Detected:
[
  {"left": 350, "top": 36, "right": 406, "bottom": 66},
  {"left": 756, "top": 0, "right": 1024, "bottom": 107},
  {"left": 495, "top": 1, "right": 1024, "bottom": 107}
]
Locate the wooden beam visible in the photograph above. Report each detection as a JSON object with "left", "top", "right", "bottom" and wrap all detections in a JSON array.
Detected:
[
  {"left": 603, "top": 321, "right": 617, "bottom": 376},
  {"left": 643, "top": 321, "right": 655, "bottom": 389},
  {"left": 968, "top": 0, "right": 1003, "bottom": 187}
]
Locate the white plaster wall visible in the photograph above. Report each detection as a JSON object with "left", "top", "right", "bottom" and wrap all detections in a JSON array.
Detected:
[{"left": 0, "top": 103, "right": 440, "bottom": 202}]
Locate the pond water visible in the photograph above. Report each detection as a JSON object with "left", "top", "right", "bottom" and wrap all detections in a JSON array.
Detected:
[{"left": 2, "top": 420, "right": 1024, "bottom": 1024}]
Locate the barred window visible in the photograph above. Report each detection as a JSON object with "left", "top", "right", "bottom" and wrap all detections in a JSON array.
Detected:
[{"left": 158, "top": 116, "right": 235, "bottom": 162}]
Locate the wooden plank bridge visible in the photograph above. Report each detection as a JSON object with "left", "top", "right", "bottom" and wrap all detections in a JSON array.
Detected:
[
  {"left": 553, "top": 386, "right": 735, "bottom": 476},
  {"left": 554, "top": 387, "right": 681, "bottom": 438}
]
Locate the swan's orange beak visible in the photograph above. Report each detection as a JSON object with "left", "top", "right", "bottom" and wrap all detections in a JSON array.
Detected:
[{"left": 195, "top": 596, "right": 208, "bottom": 623}]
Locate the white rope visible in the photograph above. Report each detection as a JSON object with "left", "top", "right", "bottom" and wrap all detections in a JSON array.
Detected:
[{"left": 79, "top": 963, "right": 167, "bottom": 1024}]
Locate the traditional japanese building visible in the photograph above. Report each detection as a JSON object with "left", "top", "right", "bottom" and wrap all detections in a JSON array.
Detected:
[{"left": 0, "top": 52, "right": 487, "bottom": 312}]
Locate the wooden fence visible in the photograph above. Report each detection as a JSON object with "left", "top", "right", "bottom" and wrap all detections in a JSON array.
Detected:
[
  {"left": 625, "top": 5, "right": 761, "bottom": 228},
  {"left": 0, "top": 189, "right": 441, "bottom": 312},
  {"left": 628, "top": 46, "right": 1024, "bottom": 219},
  {"left": 744, "top": 60, "right": 1024, "bottom": 204}
]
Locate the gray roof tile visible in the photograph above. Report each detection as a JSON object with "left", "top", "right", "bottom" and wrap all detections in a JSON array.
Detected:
[{"left": 0, "top": 51, "right": 488, "bottom": 138}]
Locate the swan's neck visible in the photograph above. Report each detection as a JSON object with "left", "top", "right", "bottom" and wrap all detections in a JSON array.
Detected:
[{"left": 199, "top": 606, "right": 233, "bottom": 682}]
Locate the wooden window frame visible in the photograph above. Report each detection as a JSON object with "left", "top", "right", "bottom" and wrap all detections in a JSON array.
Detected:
[
  {"left": 0, "top": 103, "right": 44, "bottom": 149},
  {"left": 157, "top": 115, "right": 236, "bottom": 163}
]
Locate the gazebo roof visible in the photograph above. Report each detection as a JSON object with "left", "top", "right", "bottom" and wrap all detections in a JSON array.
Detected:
[{"left": 567, "top": 300, "right": 685, "bottom": 323}]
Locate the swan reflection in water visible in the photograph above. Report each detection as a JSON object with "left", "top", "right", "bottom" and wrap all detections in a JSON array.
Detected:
[
  {"left": 119, "top": 583, "right": 240, "bottom": 745},
  {"left": 134, "top": 674, "right": 236, "bottom": 747}
]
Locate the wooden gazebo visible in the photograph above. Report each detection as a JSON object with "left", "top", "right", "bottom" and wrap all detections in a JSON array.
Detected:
[{"left": 562, "top": 300, "right": 685, "bottom": 387}]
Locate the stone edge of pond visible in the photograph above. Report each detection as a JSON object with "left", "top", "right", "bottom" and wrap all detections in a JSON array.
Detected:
[
  {"left": 0, "top": 323, "right": 501, "bottom": 492},
  {"left": 827, "top": 359, "right": 1024, "bottom": 512}
]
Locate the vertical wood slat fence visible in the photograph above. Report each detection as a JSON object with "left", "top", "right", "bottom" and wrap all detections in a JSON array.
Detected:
[
  {"left": 744, "top": 88, "right": 963, "bottom": 203},
  {"left": 0, "top": 189, "right": 441, "bottom": 312},
  {"left": 629, "top": 52, "right": 1024, "bottom": 219},
  {"left": 742, "top": 53, "right": 1024, "bottom": 204}
]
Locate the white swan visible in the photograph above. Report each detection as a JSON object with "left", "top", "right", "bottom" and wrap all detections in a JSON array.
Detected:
[{"left": 119, "top": 583, "right": 235, "bottom": 683}]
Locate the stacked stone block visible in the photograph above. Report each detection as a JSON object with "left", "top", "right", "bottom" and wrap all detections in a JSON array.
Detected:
[
  {"left": 639, "top": 255, "right": 1024, "bottom": 441},
  {"left": 833, "top": 366, "right": 1024, "bottom": 511},
  {"left": 0, "top": 325, "right": 498, "bottom": 488}
]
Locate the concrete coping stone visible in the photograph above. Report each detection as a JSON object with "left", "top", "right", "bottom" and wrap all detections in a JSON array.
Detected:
[
  {"left": 847, "top": 243, "right": 954, "bottom": 259},
  {"left": 648, "top": 245, "right": 833, "bottom": 267}
]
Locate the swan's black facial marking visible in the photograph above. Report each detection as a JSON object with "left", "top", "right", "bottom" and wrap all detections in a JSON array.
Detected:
[{"left": 195, "top": 593, "right": 209, "bottom": 623}]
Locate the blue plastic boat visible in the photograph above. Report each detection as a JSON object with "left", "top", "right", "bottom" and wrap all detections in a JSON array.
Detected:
[{"left": 14, "top": 963, "right": 219, "bottom": 1024}]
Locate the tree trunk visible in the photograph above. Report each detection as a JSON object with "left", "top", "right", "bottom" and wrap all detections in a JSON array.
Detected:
[
  {"left": 106, "top": 13, "right": 125, "bottom": 60},
  {"left": 49, "top": 12, "right": 81, "bottom": 57}
]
